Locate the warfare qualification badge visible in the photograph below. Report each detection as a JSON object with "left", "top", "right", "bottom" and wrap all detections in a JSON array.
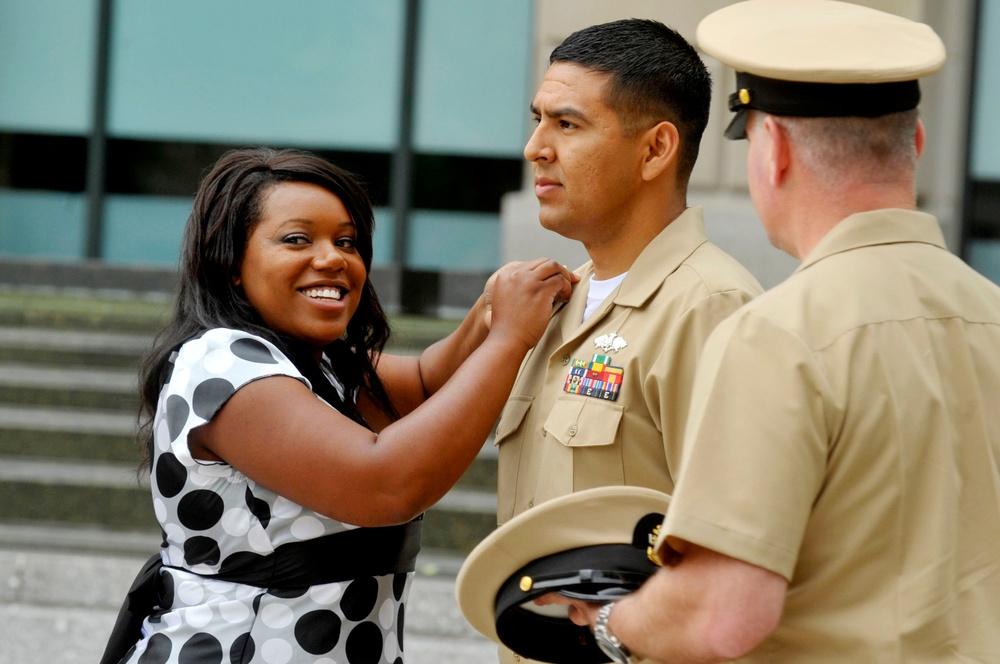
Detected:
[{"left": 593, "top": 331, "right": 628, "bottom": 353}]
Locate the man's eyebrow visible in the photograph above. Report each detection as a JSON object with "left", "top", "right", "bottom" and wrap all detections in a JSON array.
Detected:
[{"left": 530, "top": 103, "right": 589, "bottom": 123}]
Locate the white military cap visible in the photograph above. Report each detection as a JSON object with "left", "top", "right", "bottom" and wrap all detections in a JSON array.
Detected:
[
  {"left": 455, "top": 486, "right": 669, "bottom": 663},
  {"left": 697, "top": 0, "right": 946, "bottom": 138}
]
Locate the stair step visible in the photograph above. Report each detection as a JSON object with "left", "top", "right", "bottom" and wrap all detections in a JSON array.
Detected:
[
  {"left": 0, "top": 427, "right": 138, "bottom": 463},
  {"left": 0, "top": 290, "right": 171, "bottom": 334},
  {"left": 0, "top": 291, "right": 494, "bottom": 558},
  {"left": 0, "top": 403, "right": 496, "bottom": 484},
  {"left": 0, "top": 363, "right": 136, "bottom": 391},
  {"left": 0, "top": 326, "right": 151, "bottom": 369},
  {"left": 0, "top": 288, "right": 466, "bottom": 339},
  {"left": 0, "top": 454, "right": 498, "bottom": 554},
  {"left": 0, "top": 461, "right": 155, "bottom": 532},
  {"left": 0, "top": 326, "right": 449, "bottom": 372},
  {"left": 0, "top": 326, "right": 152, "bottom": 353},
  {"left": 0, "top": 363, "right": 138, "bottom": 411},
  {"left": 0, "top": 385, "right": 138, "bottom": 411},
  {"left": 0, "top": 363, "right": 135, "bottom": 389},
  {"left": 0, "top": 425, "right": 498, "bottom": 485},
  {"left": 0, "top": 521, "right": 162, "bottom": 555},
  {"left": 0, "top": 404, "right": 135, "bottom": 434},
  {"left": 0, "top": 456, "right": 142, "bottom": 488}
]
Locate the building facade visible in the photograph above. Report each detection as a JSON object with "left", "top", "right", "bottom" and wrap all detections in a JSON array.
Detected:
[{"left": 0, "top": 0, "right": 996, "bottom": 311}]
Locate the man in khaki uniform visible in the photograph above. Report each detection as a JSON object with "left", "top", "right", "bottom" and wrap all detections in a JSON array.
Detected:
[
  {"left": 543, "top": 1, "right": 1000, "bottom": 662},
  {"left": 496, "top": 19, "right": 761, "bottom": 524},
  {"left": 494, "top": 19, "right": 762, "bottom": 660}
]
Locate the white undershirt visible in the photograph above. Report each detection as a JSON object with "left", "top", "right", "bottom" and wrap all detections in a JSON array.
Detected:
[{"left": 584, "top": 272, "right": 627, "bottom": 322}]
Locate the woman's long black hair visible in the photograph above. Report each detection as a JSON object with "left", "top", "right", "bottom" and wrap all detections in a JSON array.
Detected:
[{"left": 137, "top": 147, "right": 397, "bottom": 470}]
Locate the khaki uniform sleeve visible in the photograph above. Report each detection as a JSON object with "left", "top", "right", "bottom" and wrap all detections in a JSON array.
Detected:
[
  {"left": 644, "top": 286, "right": 760, "bottom": 481},
  {"left": 662, "top": 311, "right": 830, "bottom": 580}
]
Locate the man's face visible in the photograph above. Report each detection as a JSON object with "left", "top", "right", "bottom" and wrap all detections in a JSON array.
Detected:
[{"left": 524, "top": 62, "right": 645, "bottom": 248}]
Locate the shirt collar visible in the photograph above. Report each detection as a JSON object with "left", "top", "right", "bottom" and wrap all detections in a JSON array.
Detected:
[
  {"left": 796, "top": 208, "right": 946, "bottom": 274},
  {"left": 612, "top": 206, "right": 709, "bottom": 308}
]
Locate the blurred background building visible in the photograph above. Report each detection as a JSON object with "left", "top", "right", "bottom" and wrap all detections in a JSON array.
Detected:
[{"left": 1, "top": 0, "right": 997, "bottom": 314}]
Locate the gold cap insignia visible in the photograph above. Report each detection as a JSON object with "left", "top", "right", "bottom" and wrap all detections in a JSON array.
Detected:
[
  {"left": 739, "top": 88, "right": 751, "bottom": 105},
  {"left": 647, "top": 524, "right": 664, "bottom": 566},
  {"left": 519, "top": 576, "right": 533, "bottom": 592}
]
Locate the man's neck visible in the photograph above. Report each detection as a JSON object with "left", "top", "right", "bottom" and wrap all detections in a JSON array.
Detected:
[
  {"left": 783, "top": 180, "right": 916, "bottom": 260},
  {"left": 588, "top": 200, "right": 688, "bottom": 279}
]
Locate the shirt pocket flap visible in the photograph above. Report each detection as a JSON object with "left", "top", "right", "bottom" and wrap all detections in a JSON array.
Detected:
[
  {"left": 544, "top": 397, "right": 624, "bottom": 448},
  {"left": 494, "top": 395, "right": 534, "bottom": 446}
]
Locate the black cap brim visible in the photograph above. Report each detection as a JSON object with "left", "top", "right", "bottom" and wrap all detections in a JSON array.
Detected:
[
  {"left": 494, "top": 543, "right": 660, "bottom": 664},
  {"left": 724, "top": 108, "right": 750, "bottom": 140}
]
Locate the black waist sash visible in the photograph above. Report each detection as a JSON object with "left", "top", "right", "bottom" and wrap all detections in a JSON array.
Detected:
[{"left": 100, "top": 517, "right": 422, "bottom": 664}]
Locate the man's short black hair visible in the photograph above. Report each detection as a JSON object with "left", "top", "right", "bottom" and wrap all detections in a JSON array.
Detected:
[{"left": 551, "top": 18, "right": 712, "bottom": 188}]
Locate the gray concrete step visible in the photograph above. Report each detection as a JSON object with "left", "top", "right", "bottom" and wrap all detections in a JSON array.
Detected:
[
  {"left": 0, "top": 363, "right": 137, "bottom": 391},
  {"left": 0, "top": 404, "right": 135, "bottom": 435},
  {"left": 0, "top": 404, "right": 139, "bottom": 461},
  {"left": 0, "top": 326, "right": 152, "bottom": 353},
  {"left": 0, "top": 290, "right": 171, "bottom": 335},
  {"left": 0, "top": 450, "right": 499, "bottom": 554},
  {"left": 0, "top": 362, "right": 139, "bottom": 412},
  {"left": 0, "top": 307, "right": 500, "bottom": 559},
  {"left": 0, "top": 320, "right": 447, "bottom": 365},
  {"left": 0, "top": 456, "right": 142, "bottom": 488}
]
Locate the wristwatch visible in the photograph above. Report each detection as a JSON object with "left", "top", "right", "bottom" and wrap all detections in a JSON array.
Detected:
[{"left": 594, "top": 601, "right": 632, "bottom": 664}]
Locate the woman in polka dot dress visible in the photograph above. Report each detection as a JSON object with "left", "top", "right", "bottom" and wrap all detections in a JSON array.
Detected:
[{"left": 103, "top": 147, "right": 577, "bottom": 664}]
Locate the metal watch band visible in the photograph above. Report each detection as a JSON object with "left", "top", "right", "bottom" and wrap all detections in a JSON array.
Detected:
[{"left": 594, "top": 601, "right": 632, "bottom": 664}]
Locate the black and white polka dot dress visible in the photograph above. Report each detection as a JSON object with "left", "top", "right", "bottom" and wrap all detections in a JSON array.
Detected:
[{"left": 123, "top": 328, "right": 412, "bottom": 664}]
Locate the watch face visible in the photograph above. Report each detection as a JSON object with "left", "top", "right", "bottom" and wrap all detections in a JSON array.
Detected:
[{"left": 596, "top": 639, "right": 629, "bottom": 664}]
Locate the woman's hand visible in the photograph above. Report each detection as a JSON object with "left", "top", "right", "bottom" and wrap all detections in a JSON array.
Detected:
[
  {"left": 199, "top": 260, "right": 576, "bottom": 528},
  {"left": 484, "top": 259, "right": 578, "bottom": 348},
  {"left": 371, "top": 260, "right": 576, "bottom": 422}
]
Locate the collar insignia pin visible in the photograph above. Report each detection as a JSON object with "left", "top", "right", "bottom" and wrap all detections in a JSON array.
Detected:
[{"left": 594, "top": 332, "right": 628, "bottom": 353}]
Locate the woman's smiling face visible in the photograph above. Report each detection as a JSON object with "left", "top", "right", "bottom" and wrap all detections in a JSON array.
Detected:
[{"left": 236, "top": 181, "right": 367, "bottom": 356}]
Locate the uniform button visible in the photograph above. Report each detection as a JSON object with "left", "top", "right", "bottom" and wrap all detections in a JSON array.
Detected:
[
  {"left": 568, "top": 424, "right": 578, "bottom": 436},
  {"left": 541, "top": 428, "right": 547, "bottom": 437},
  {"left": 528, "top": 500, "right": 534, "bottom": 508},
  {"left": 560, "top": 354, "right": 570, "bottom": 365},
  {"left": 513, "top": 656, "right": 521, "bottom": 661}
]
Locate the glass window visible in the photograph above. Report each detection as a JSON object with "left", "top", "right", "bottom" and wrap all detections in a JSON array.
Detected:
[
  {"left": 413, "top": 0, "right": 533, "bottom": 157},
  {"left": 970, "top": 0, "right": 1000, "bottom": 180},
  {"left": 0, "top": 0, "right": 97, "bottom": 134},
  {"left": 964, "top": 0, "right": 1000, "bottom": 284},
  {"left": 406, "top": 210, "right": 499, "bottom": 270},
  {"left": 101, "top": 195, "right": 193, "bottom": 266},
  {"left": 108, "top": 0, "right": 405, "bottom": 150},
  {"left": 0, "top": 191, "right": 87, "bottom": 259}
]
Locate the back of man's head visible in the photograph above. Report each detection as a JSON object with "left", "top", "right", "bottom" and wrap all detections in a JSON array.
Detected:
[
  {"left": 550, "top": 19, "right": 711, "bottom": 189},
  {"left": 697, "top": 0, "right": 944, "bottom": 192},
  {"left": 769, "top": 110, "right": 920, "bottom": 190}
]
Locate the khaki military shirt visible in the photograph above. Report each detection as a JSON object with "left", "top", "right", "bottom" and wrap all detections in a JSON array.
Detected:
[
  {"left": 495, "top": 206, "right": 762, "bottom": 524},
  {"left": 494, "top": 206, "right": 760, "bottom": 664},
  {"left": 663, "top": 209, "right": 1000, "bottom": 661}
]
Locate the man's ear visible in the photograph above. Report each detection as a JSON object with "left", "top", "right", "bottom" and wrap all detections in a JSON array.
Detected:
[
  {"left": 640, "top": 121, "right": 680, "bottom": 182},
  {"left": 763, "top": 115, "right": 791, "bottom": 187},
  {"left": 915, "top": 119, "right": 925, "bottom": 161}
]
